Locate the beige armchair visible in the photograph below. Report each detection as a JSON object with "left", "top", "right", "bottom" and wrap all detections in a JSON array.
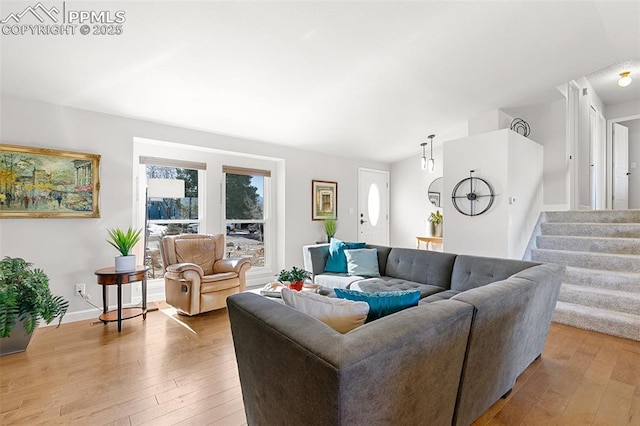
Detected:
[{"left": 161, "top": 234, "right": 251, "bottom": 315}]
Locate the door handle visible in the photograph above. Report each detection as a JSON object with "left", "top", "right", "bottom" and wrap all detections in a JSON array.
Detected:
[
  {"left": 627, "top": 172, "right": 631, "bottom": 176},
  {"left": 360, "top": 219, "right": 368, "bottom": 225}
]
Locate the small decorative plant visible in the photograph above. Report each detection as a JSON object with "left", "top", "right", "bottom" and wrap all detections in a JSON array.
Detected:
[
  {"left": 428, "top": 210, "right": 443, "bottom": 225},
  {"left": 0, "top": 257, "right": 69, "bottom": 338},
  {"left": 277, "top": 267, "right": 311, "bottom": 291},
  {"left": 323, "top": 218, "right": 338, "bottom": 241},
  {"left": 107, "top": 227, "right": 142, "bottom": 256}
]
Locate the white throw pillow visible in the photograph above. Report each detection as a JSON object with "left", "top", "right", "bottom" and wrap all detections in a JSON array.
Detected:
[{"left": 281, "top": 288, "right": 369, "bottom": 333}]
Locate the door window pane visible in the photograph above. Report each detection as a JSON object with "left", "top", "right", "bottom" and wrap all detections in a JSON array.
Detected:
[{"left": 367, "top": 182, "right": 380, "bottom": 227}]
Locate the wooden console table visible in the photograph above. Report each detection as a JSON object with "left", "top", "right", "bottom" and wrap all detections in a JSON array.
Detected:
[
  {"left": 95, "top": 266, "right": 149, "bottom": 332},
  {"left": 416, "top": 236, "right": 443, "bottom": 251}
]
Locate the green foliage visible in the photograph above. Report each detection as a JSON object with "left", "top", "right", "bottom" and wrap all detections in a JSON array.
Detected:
[
  {"left": 226, "top": 174, "right": 262, "bottom": 220},
  {"left": 429, "top": 210, "right": 443, "bottom": 225},
  {"left": 107, "top": 227, "right": 142, "bottom": 256},
  {"left": 0, "top": 257, "right": 69, "bottom": 338},
  {"left": 277, "top": 266, "right": 311, "bottom": 283},
  {"left": 323, "top": 218, "right": 338, "bottom": 238}
]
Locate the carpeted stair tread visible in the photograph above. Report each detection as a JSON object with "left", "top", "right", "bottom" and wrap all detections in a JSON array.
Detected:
[
  {"left": 564, "top": 266, "right": 640, "bottom": 293},
  {"left": 558, "top": 283, "right": 640, "bottom": 315},
  {"left": 553, "top": 301, "right": 640, "bottom": 341},
  {"left": 536, "top": 235, "right": 640, "bottom": 255},
  {"left": 532, "top": 249, "right": 640, "bottom": 273},
  {"left": 545, "top": 210, "right": 640, "bottom": 223},
  {"left": 540, "top": 222, "right": 640, "bottom": 238}
]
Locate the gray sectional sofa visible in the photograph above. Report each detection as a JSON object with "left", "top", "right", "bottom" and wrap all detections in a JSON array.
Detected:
[{"left": 227, "top": 244, "right": 565, "bottom": 426}]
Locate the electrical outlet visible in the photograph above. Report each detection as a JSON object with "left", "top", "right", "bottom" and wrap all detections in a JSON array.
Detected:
[{"left": 75, "top": 283, "right": 86, "bottom": 297}]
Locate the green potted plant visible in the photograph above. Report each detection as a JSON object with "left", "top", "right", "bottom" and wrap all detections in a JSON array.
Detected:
[
  {"left": 107, "top": 226, "right": 142, "bottom": 271},
  {"left": 322, "top": 218, "right": 338, "bottom": 243},
  {"left": 277, "top": 266, "right": 311, "bottom": 291},
  {"left": 0, "top": 257, "right": 69, "bottom": 355},
  {"left": 429, "top": 210, "right": 443, "bottom": 237}
]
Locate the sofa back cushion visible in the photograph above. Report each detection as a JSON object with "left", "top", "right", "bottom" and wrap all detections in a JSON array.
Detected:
[
  {"left": 450, "top": 255, "right": 539, "bottom": 292},
  {"left": 384, "top": 248, "right": 457, "bottom": 288}
]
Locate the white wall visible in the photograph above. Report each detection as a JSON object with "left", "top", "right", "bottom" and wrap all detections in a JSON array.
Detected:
[
  {"left": 507, "top": 132, "right": 544, "bottom": 258},
  {"left": 504, "top": 99, "right": 566, "bottom": 210},
  {"left": 467, "top": 109, "right": 513, "bottom": 136},
  {"left": 0, "top": 95, "right": 387, "bottom": 323},
  {"left": 389, "top": 144, "right": 443, "bottom": 249},
  {"left": 443, "top": 129, "right": 543, "bottom": 259}
]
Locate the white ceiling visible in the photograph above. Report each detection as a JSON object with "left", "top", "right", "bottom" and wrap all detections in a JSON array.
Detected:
[{"left": 1, "top": 1, "right": 639, "bottom": 163}]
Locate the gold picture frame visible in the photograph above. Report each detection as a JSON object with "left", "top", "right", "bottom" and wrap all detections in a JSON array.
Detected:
[
  {"left": 312, "top": 180, "right": 337, "bottom": 220},
  {"left": 0, "top": 144, "right": 100, "bottom": 218}
]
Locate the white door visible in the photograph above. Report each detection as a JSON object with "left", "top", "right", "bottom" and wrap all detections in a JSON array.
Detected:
[
  {"left": 613, "top": 123, "right": 630, "bottom": 210},
  {"left": 589, "top": 106, "right": 597, "bottom": 209},
  {"left": 358, "top": 168, "right": 389, "bottom": 245}
]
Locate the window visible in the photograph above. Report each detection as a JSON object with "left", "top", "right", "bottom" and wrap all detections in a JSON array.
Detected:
[
  {"left": 224, "top": 166, "right": 270, "bottom": 268},
  {"left": 140, "top": 157, "right": 205, "bottom": 279}
]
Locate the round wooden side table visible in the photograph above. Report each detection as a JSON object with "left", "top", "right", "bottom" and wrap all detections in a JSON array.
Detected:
[{"left": 95, "top": 266, "right": 149, "bottom": 332}]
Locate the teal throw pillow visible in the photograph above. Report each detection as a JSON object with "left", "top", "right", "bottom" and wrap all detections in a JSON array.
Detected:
[
  {"left": 345, "top": 248, "right": 381, "bottom": 278},
  {"left": 334, "top": 288, "right": 421, "bottom": 322},
  {"left": 324, "top": 238, "right": 367, "bottom": 273}
]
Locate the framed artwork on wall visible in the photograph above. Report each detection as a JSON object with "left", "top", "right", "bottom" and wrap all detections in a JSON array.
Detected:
[
  {"left": 428, "top": 192, "right": 441, "bottom": 208},
  {"left": 0, "top": 144, "right": 101, "bottom": 218},
  {"left": 312, "top": 180, "right": 337, "bottom": 220}
]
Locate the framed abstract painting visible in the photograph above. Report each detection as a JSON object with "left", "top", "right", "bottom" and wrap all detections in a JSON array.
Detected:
[{"left": 0, "top": 144, "right": 100, "bottom": 218}]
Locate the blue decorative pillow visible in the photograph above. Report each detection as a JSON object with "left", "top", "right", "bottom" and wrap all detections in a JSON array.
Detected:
[
  {"left": 345, "top": 248, "right": 380, "bottom": 278},
  {"left": 334, "top": 288, "right": 421, "bottom": 322},
  {"left": 324, "top": 238, "right": 367, "bottom": 273}
]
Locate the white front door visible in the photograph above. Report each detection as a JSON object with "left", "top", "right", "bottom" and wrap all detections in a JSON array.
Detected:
[
  {"left": 613, "top": 123, "right": 629, "bottom": 210},
  {"left": 358, "top": 168, "right": 389, "bottom": 245}
]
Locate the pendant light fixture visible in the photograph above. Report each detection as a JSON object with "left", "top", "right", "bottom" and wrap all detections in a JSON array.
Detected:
[
  {"left": 618, "top": 71, "right": 632, "bottom": 87},
  {"left": 427, "top": 134, "right": 435, "bottom": 173},
  {"left": 420, "top": 135, "right": 436, "bottom": 172}
]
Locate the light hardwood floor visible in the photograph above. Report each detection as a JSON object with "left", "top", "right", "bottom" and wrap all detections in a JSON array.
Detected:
[{"left": 1, "top": 303, "right": 639, "bottom": 425}]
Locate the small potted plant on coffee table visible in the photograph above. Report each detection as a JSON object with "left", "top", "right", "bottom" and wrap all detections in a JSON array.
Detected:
[{"left": 277, "top": 266, "right": 311, "bottom": 291}]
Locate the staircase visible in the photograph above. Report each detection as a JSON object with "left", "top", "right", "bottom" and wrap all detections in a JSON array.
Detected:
[{"left": 527, "top": 210, "right": 640, "bottom": 341}]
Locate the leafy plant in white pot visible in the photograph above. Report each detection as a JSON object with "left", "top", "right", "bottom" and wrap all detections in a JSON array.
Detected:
[{"left": 107, "top": 227, "right": 142, "bottom": 272}]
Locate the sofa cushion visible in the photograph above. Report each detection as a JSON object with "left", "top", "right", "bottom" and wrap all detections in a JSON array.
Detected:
[
  {"left": 385, "top": 248, "right": 457, "bottom": 288},
  {"left": 420, "top": 289, "right": 461, "bottom": 304},
  {"left": 451, "top": 255, "right": 538, "bottom": 292},
  {"left": 314, "top": 273, "right": 364, "bottom": 289},
  {"left": 324, "top": 239, "right": 367, "bottom": 273},
  {"left": 334, "top": 288, "right": 421, "bottom": 322},
  {"left": 281, "top": 288, "right": 369, "bottom": 333},
  {"left": 345, "top": 248, "right": 381, "bottom": 278},
  {"left": 355, "top": 277, "right": 445, "bottom": 298}
]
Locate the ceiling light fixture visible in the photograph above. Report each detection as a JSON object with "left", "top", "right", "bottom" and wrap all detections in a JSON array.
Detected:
[
  {"left": 618, "top": 71, "right": 632, "bottom": 87},
  {"left": 420, "top": 135, "right": 436, "bottom": 173}
]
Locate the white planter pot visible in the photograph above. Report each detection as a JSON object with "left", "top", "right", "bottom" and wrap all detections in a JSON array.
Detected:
[{"left": 115, "top": 255, "right": 136, "bottom": 272}]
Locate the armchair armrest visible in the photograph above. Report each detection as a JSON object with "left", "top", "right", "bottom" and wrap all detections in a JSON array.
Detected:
[
  {"left": 214, "top": 257, "right": 251, "bottom": 274},
  {"left": 165, "top": 262, "right": 204, "bottom": 276}
]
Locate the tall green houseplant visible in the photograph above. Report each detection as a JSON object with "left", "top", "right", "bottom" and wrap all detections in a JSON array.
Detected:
[
  {"left": 0, "top": 257, "right": 69, "bottom": 339},
  {"left": 323, "top": 218, "right": 338, "bottom": 243}
]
